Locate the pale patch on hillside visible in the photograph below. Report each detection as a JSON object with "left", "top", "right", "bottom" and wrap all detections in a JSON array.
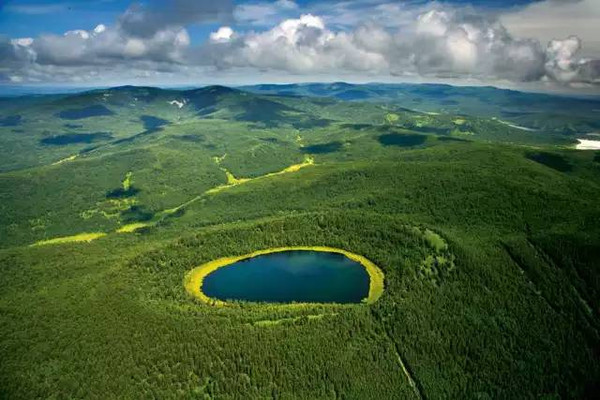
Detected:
[{"left": 576, "top": 139, "right": 600, "bottom": 150}]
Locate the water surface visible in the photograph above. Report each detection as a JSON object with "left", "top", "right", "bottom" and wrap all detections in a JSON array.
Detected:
[{"left": 202, "top": 250, "right": 370, "bottom": 304}]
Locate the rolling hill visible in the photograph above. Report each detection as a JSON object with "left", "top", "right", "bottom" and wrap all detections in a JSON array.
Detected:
[{"left": 0, "top": 83, "right": 599, "bottom": 399}]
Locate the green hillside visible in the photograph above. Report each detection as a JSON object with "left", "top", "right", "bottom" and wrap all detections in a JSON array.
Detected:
[{"left": 1, "top": 85, "right": 599, "bottom": 399}]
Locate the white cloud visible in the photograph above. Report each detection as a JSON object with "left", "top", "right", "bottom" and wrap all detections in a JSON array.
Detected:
[
  {"left": 64, "top": 30, "right": 90, "bottom": 40},
  {"left": 210, "top": 27, "right": 234, "bottom": 42},
  {"left": 417, "top": 10, "right": 450, "bottom": 37},
  {"left": 446, "top": 30, "right": 478, "bottom": 72},
  {"left": 211, "top": 14, "right": 387, "bottom": 74},
  {"left": 12, "top": 22, "right": 192, "bottom": 67},
  {"left": 94, "top": 24, "right": 107, "bottom": 35},
  {"left": 11, "top": 38, "right": 34, "bottom": 47},
  {"left": 0, "top": 0, "right": 598, "bottom": 90},
  {"left": 123, "top": 38, "right": 147, "bottom": 57},
  {"left": 203, "top": 10, "right": 548, "bottom": 82},
  {"left": 501, "top": 0, "right": 600, "bottom": 57},
  {"left": 544, "top": 36, "right": 593, "bottom": 83}
]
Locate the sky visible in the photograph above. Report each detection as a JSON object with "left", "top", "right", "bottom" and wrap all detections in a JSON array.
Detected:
[{"left": 0, "top": 0, "right": 599, "bottom": 92}]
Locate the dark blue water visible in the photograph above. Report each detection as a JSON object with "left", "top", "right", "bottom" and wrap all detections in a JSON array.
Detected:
[{"left": 202, "top": 251, "right": 370, "bottom": 304}]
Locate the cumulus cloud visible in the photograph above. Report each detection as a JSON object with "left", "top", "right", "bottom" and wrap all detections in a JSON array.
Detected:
[
  {"left": 201, "top": 9, "right": 595, "bottom": 85},
  {"left": 204, "top": 15, "right": 388, "bottom": 74},
  {"left": 501, "top": 0, "right": 600, "bottom": 57},
  {"left": 210, "top": 27, "right": 235, "bottom": 43},
  {"left": 0, "top": 0, "right": 233, "bottom": 83},
  {"left": 1, "top": 36, "right": 35, "bottom": 67},
  {"left": 404, "top": 10, "right": 546, "bottom": 81},
  {"left": 27, "top": 24, "right": 191, "bottom": 66},
  {"left": 0, "top": 18, "right": 194, "bottom": 84},
  {"left": 545, "top": 36, "right": 599, "bottom": 84},
  {"left": 1, "top": 0, "right": 598, "bottom": 89}
]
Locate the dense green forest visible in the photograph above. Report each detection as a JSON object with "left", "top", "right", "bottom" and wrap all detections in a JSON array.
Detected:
[{"left": 0, "top": 85, "right": 599, "bottom": 399}]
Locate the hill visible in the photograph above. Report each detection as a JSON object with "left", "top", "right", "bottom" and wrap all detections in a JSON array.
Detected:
[
  {"left": 0, "top": 84, "right": 599, "bottom": 399},
  {"left": 242, "top": 82, "right": 600, "bottom": 135}
]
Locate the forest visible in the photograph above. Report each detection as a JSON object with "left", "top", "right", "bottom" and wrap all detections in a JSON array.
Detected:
[{"left": 0, "top": 84, "right": 599, "bottom": 399}]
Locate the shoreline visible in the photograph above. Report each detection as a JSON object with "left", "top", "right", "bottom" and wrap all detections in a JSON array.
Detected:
[{"left": 184, "top": 246, "right": 385, "bottom": 306}]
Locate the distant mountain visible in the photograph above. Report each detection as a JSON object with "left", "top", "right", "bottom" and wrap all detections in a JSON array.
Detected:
[
  {"left": 0, "top": 85, "right": 323, "bottom": 129},
  {"left": 0, "top": 85, "right": 346, "bottom": 171},
  {"left": 241, "top": 82, "right": 600, "bottom": 134},
  {"left": 0, "top": 82, "right": 597, "bottom": 174},
  {"left": 3, "top": 82, "right": 599, "bottom": 135}
]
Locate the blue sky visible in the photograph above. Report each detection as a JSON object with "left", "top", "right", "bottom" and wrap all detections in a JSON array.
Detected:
[
  {"left": 1, "top": 1, "right": 124, "bottom": 37},
  {"left": 0, "top": 0, "right": 598, "bottom": 91}
]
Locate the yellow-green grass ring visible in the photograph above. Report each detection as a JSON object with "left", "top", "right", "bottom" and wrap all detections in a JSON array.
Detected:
[{"left": 184, "top": 246, "right": 385, "bottom": 306}]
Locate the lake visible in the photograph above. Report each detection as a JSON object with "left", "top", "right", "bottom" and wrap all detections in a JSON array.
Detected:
[{"left": 202, "top": 250, "right": 371, "bottom": 304}]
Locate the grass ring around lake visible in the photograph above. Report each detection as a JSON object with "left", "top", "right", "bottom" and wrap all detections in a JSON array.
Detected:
[{"left": 184, "top": 246, "right": 385, "bottom": 306}]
